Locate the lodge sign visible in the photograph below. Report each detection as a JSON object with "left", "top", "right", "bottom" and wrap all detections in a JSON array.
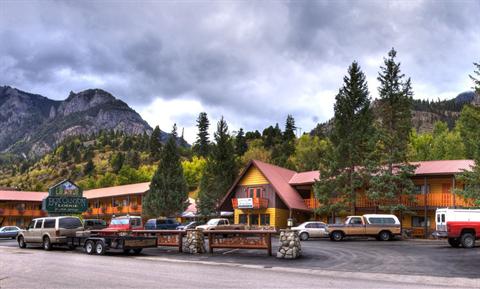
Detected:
[
  {"left": 237, "top": 198, "right": 254, "bottom": 209},
  {"left": 43, "top": 179, "right": 87, "bottom": 214}
]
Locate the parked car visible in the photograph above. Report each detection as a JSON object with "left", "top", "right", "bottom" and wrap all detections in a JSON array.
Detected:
[
  {"left": 106, "top": 215, "right": 143, "bottom": 231},
  {"left": 291, "top": 222, "right": 328, "bottom": 241},
  {"left": 83, "top": 219, "right": 107, "bottom": 230},
  {"left": 144, "top": 218, "right": 180, "bottom": 230},
  {"left": 326, "top": 214, "right": 401, "bottom": 241},
  {"left": 0, "top": 226, "right": 21, "bottom": 239},
  {"left": 176, "top": 221, "right": 202, "bottom": 230},
  {"left": 17, "top": 216, "right": 84, "bottom": 250}
]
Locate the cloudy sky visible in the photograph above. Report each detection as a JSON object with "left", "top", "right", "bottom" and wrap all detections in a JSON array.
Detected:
[{"left": 1, "top": 0, "right": 479, "bottom": 142}]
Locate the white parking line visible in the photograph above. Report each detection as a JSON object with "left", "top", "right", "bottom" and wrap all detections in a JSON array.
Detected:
[{"left": 222, "top": 249, "right": 239, "bottom": 255}]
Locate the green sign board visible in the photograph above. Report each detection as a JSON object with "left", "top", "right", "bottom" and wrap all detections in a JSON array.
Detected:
[
  {"left": 43, "top": 179, "right": 87, "bottom": 214},
  {"left": 43, "top": 196, "right": 88, "bottom": 214}
]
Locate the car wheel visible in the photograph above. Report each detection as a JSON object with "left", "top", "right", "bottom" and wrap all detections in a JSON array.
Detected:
[
  {"left": 95, "top": 241, "right": 106, "bottom": 255},
  {"left": 378, "top": 231, "right": 391, "bottom": 241},
  {"left": 448, "top": 238, "right": 461, "bottom": 248},
  {"left": 85, "top": 240, "right": 95, "bottom": 254},
  {"left": 43, "top": 236, "right": 52, "bottom": 251},
  {"left": 299, "top": 232, "right": 309, "bottom": 241},
  {"left": 330, "top": 231, "right": 343, "bottom": 241},
  {"left": 461, "top": 233, "right": 475, "bottom": 248},
  {"left": 133, "top": 248, "right": 143, "bottom": 254},
  {"left": 18, "top": 236, "right": 26, "bottom": 249}
]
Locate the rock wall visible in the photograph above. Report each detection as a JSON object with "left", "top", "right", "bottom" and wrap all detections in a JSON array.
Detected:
[
  {"left": 183, "top": 229, "right": 205, "bottom": 254},
  {"left": 277, "top": 230, "right": 301, "bottom": 259}
]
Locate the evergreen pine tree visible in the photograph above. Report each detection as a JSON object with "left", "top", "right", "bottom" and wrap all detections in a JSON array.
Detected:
[
  {"left": 366, "top": 48, "right": 415, "bottom": 214},
  {"left": 193, "top": 112, "right": 210, "bottom": 157},
  {"left": 150, "top": 125, "right": 162, "bottom": 160},
  {"left": 143, "top": 125, "right": 189, "bottom": 218},
  {"left": 84, "top": 159, "right": 95, "bottom": 176},
  {"left": 315, "top": 61, "right": 374, "bottom": 215},
  {"left": 198, "top": 117, "right": 238, "bottom": 216},
  {"left": 235, "top": 128, "right": 248, "bottom": 156}
]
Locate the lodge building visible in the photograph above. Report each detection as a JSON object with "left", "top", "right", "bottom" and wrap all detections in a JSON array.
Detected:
[{"left": 0, "top": 159, "right": 476, "bottom": 238}]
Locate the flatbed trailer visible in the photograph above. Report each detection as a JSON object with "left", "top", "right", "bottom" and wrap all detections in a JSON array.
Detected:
[{"left": 66, "top": 230, "right": 158, "bottom": 255}]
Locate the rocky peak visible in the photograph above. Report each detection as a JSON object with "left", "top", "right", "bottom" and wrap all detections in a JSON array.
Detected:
[{"left": 58, "top": 89, "right": 119, "bottom": 116}]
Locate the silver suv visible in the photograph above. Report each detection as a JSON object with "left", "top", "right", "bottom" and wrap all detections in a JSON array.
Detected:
[{"left": 17, "top": 216, "right": 83, "bottom": 250}]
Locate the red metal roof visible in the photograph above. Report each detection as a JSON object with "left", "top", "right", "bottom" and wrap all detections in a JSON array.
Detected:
[
  {"left": 83, "top": 182, "right": 150, "bottom": 199},
  {"left": 0, "top": 190, "right": 47, "bottom": 202},
  {"left": 289, "top": 170, "right": 320, "bottom": 185},
  {"left": 411, "top": 160, "right": 475, "bottom": 176}
]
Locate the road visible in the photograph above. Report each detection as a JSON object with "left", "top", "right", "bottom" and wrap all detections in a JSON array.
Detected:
[{"left": 1, "top": 238, "right": 480, "bottom": 288}]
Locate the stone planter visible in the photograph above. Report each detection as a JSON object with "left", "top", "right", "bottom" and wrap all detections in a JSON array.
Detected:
[
  {"left": 276, "top": 229, "right": 301, "bottom": 259},
  {"left": 183, "top": 229, "right": 205, "bottom": 254}
]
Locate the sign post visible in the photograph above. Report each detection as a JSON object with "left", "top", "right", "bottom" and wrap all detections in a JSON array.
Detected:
[{"left": 42, "top": 180, "right": 87, "bottom": 215}]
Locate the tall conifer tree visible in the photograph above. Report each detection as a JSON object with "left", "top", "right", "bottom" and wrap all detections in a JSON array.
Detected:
[
  {"left": 198, "top": 117, "right": 238, "bottom": 216},
  {"left": 149, "top": 125, "right": 162, "bottom": 160},
  {"left": 143, "top": 124, "right": 188, "bottom": 218},
  {"left": 366, "top": 48, "right": 415, "bottom": 214},
  {"left": 235, "top": 128, "right": 248, "bottom": 156},
  {"left": 315, "top": 61, "right": 373, "bottom": 215},
  {"left": 193, "top": 112, "right": 210, "bottom": 157}
]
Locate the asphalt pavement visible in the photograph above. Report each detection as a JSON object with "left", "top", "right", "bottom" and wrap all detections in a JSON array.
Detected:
[{"left": 1, "top": 237, "right": 480, "bottom": 288}]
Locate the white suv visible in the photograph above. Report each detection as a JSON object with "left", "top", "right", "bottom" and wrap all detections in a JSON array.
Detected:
[{"left": 17, "top": 216, "right": 84, "bottom": 250}]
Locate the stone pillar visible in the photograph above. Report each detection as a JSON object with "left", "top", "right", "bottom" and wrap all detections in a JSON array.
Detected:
[
  {"left": 276, "top": 229, "right": 301, "bottom": 259},
  {"left": 183, "top": 229, "right": 205, "bottom": 254}
]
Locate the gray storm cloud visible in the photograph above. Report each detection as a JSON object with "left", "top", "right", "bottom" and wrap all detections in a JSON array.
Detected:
[{"left": 1, "top": 0, "right": 479, "bottom": 142}]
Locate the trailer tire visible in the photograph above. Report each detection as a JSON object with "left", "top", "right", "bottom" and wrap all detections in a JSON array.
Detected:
[
  {"left": 95, "top": 240, "right": 106, "bottom": 255},
  {"left": 461, "top": 233, "right": 475, "bottom": 248},
  {"left": 123, "top": 249, "right": 131, "bottom": 254},
  {"left": 85, "top": 240, "right": 95, "bottom": 255},
  {"left": 448, "top": 238, "right": 460, "bottom": 248},
  {"left": 133, "top": 248, "right": 143, "bottom": 255}
]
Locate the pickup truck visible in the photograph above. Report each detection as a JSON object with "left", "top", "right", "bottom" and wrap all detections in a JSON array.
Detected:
[
  {"left": 433, "top": 208, "right": 480, "bottom": 248},
  {"left": 195, "top": 218, "right": 244, "bottom": 231},
  {"left": 326, "top": 214, "right": 401, "bottom": 241}
]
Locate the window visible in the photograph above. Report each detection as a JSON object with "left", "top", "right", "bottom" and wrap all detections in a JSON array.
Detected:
[
  {"left": 249, "top": 214, "right": 259, "bottom": 226},
  {"left": 412, "top": 216, "right": 430, "bottom": 227},
  {"left": 414, "top": 185, "right": 430, "bottom": 194},
  {"left": 247, "top": 187, "right": 268, "bottom": 199},
  {"left": 239, "top": 214, "right": 247, "bottom": 224},
  {"left": 44, "top": 219, "right": 55, "bottom": 229},
  {"left": 349, "top": 217, "right": 363, "bottom": 225},
  {"left": 441, "top": 214, "right": 445, "bottom": 222},
  {"left": 316, "top": 223, "right": 326, "bottom": 229},
  {"left": 59, "top": 217, "right": 82, "bottom": 229},
  {"left": 260, "top": 214, "right": 270, "bottom": 225},
  {"left": 305, "top": 223, "right": 316, "bottom": 228},
  {"left": 27, "top": 220, "right": 35, "bottom": 229},
  {"left": 34, "top": 219, "right": 43, "bottom": 229},
  {"left": 368, "top": 217, "right": 396, "bottom": 224}
]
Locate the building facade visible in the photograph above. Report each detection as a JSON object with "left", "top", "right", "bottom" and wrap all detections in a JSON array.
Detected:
[{"left": 219, "top": 159, "right": 475, "bottom": 238}]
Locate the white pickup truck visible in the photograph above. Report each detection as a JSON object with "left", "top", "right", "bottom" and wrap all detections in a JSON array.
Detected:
[{"left": 196, "top": 218, "right": 244, "bottom": 230}]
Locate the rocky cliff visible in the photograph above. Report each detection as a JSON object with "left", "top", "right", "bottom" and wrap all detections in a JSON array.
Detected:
[{"left": 0, "top": 86, "right": 155, "bottom": 157}]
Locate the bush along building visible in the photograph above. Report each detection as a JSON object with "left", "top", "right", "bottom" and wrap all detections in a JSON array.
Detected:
[{"left": 218, "top": 159, "right": 475, "bottom": 238}]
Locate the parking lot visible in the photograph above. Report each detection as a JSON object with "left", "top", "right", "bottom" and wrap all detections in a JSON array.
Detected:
[{"left": 2, "top": 236, "right": 480, "bottom": 279}]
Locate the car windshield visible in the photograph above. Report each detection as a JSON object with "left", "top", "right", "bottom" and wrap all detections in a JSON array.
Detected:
[
  {"left": 207, "top": 219, "right": 219, "bottom": 225},
  {"left": 111, "top": 219, "right": 129, "bottom": 225}
]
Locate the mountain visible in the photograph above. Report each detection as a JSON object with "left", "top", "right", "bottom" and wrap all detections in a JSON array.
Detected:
[
  {"left": 311, "top": 91, "right": 478, "bottom": 136},
  {"left": 0, "top": 86, "right": 157, "bottom": 157}
]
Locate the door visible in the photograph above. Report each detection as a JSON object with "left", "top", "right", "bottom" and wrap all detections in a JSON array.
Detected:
[
  {"left": 23, "top": 220, "right": 36, "bottom": 242},
  {"left": 32, "top": 219, "right": 44, "bottom": 243},
  {"left": 436, "top": 212, "right": 446, "bottom": 232},
  {"left": 347, "top": 217, "right": 365, "bottom": 235}
]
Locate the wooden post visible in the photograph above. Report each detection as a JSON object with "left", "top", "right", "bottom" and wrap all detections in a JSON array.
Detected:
[
  {"left": 267, "top": 232, "right": 272, "bottom": 256},
  {"left": 424, "top": 176, "right": 428, "bottom": 239},
  {"left": 452, "top": 176, "right": 456, "bottom": 209},
  {"left": 178, "top": 232, "right": 183, "bottom": 253},
  {"left": 208, "top": 232, "right": 213, "bottom": 254}
]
